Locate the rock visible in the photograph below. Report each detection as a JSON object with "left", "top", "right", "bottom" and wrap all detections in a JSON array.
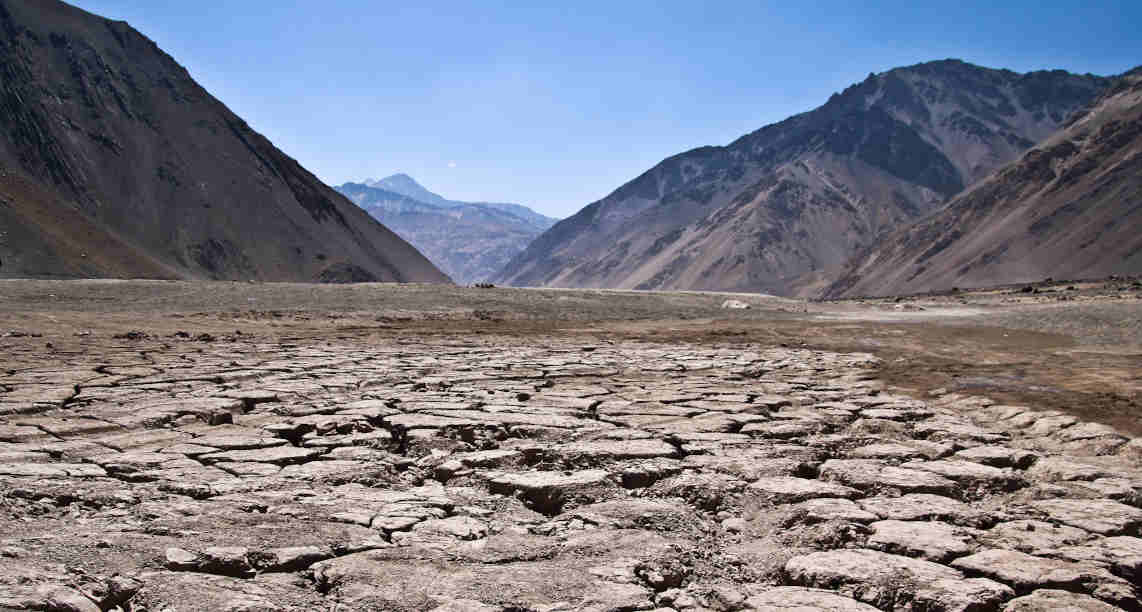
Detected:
[
  {"left": 646, "top": 472, "right": 745, "bottom": 512},
  {"left": 1002, "top": 589, "right": 1123, "bottom": 611},
  {"left": 848, "top": 442, "right": 935, "bottom": 460},
  {"left": 199, "top": 446, "right": 324, "bottom": 465},
  {"left": 785, "top": 549, "right": 1013, "bottom": 612},
  {"left": 250, "top": 546, "right": 330, "bottom": 572},
  {"left": 165, "top": 547, "right": 199, "bottom": 570},
  {"left": 746, "top": 476, "right": 860, "bottom": 504},
  {"left": 134, "top": 570, "right": 312, "bottom": 611},
  {"left": 914, "top": 418, "right": 1009, "bottom": 444},
  {"left": 484, "top": 469, "right": 616, "bottom": 515},
  {"left": 954, "top": 446, "right": 1038, "bottom": 469},
  {"left": 1032, "top": 499, "right": 1142, "bottom": 536},
  {"left": 551, "top": 439, "right": 680, "bottom": 465},
  {"left": 951, "top": 549, "right": 1137, "bottom": 607},
  {"left": 190, "top": 434, "right": 288, "bottom": 450},
  {"left": 980, "top": 520, "right": 1093, "bottom": 555},
  {"left": 790, "top": 498, "right": 878, "bottom": 524},
  {"left": 1054, "top": 536, "right": 1142, "bottom": 584},
  {"left": 682, "top": 455, "right": 813, "bottom": 481},
  {"left": 37, "top": 586, "right": 101, "bottom": 612},
  {"left": 858, "top": 494, "right": 990, "bottom": 526},
  {"left": 200, "top": 546, "right": 254, "bottom": 578},
  {"left": 820, "top": 459, "right": 958, "bottom": 496},
  {"left": 741, "top": 420, "right": 822, "bottom": 439},
  {"left": 744, "top": 587, "right": 881, "bottom": 611},
  {"left": 901, "top": 459, "right": 1024, "bottom": 492},
  {"left": 431, "top": 600, "right": 501, "bottom": 612},
  {"left": 867, "top": 520, "right": 974, "bottom": 562},
  {"left": 412, "top": 516, "right": 489, "bottom": 541},
  {"left": 619, "top": 458, "right": 684, "bottom": 489},
  {"left": 1026, "top": 456, "right": 1112, "bottom": 482}
]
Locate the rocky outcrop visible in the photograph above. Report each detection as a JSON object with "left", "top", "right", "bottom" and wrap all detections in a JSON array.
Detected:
[
  {"left": 495, "top": 60, "right": 1108, "bottom": 296},
  {"left": 0, "top": 0, "right": 448, "bottom": 283}
]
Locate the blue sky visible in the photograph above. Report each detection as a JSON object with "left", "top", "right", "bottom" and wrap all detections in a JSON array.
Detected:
[{"left": 68, "top": 0, "right": 1142, "bottom": 218}]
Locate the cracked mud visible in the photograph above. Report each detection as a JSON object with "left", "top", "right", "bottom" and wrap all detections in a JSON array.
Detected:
[{"left": 1, "top": 282, "right": 1140, "bottom": 611}]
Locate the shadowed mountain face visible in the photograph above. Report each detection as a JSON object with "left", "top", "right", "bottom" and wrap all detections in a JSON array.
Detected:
[
  {"left": 338, "top": 176, "right": 557, "bottom": 284},
  {"left": 825, "top": 67, "right": 1142, "bottom": 298},
  {"left": 0, "top": 0, "right": 449, "bottom": 283},
  {"left": 494, "top": 60, "right": 1108, "bottom": 296}
]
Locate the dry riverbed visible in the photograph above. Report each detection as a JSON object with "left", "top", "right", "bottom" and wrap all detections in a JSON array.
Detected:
[{"left": 0, "top": 279, "right": 1140, "bottom": 611}]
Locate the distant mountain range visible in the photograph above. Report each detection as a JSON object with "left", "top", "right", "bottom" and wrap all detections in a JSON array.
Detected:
[
  {"left": 826, "top": 66, "right": 1142, "bottom": 297},
  {"left": 494, "top": 60, "right": 1114, "bottom": 296},
  {"left": 337, "top": 175, "right": 557, "bottom": 284},
  {"left": 0, "top": 0, "right": 447, "bottom": 283}
]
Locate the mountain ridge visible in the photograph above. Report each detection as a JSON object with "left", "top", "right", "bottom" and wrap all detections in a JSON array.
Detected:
[
  {"left": 337, "top": 176, "right": 556, "bottom": 284},
  {"left": 823, "top": 66, "right": 1142, "bottom": 297},
  {"left": 493, "top": 60, "right": 1109, "bottom": 296},
  {"left": 363, "top": 173, "right": 558, "bottom": 230}
]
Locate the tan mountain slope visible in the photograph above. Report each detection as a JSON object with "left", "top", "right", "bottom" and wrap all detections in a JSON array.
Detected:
[
  {"left": 826, "top": 67, "right": 1142, "bottom": 298},
  {"left": 0, "top": 0, "right": 448, "bottom": 283},
  {"left": 494, "top": 61, "right": 1108, "bottom": 295}
]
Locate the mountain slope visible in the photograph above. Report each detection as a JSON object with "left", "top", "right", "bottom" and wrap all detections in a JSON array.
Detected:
[
  {"left": 338, "top": 178, "right": 555, "bottom": 284},
  {"left": 0, "top": 0, "right": 448, "bottom": 283},
  {"left": 494, "top": 61, "right": 1108, "bottom": 295},
  {"left": 824, "top": 67, "right": 1142, "bottom": 298}
]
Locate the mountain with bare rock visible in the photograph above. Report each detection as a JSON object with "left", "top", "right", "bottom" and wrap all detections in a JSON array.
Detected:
[
  {"left": 825, "top": 67, "right": 1142, "bottom": 298},
  {"left": 494, "top": 60, "right": 1109, "bottom": 295},
  {"left": 0, "top": 0, "right": 448, "bottom": 283},
  {"left": 337, "top": 175, "right": 556, "bottom": 284}
]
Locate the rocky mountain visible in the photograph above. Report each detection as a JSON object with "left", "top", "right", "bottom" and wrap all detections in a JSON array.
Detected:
[
  {"left": 364, "top": 173, "right": 558, "bottom": 231},
  {"left": 0, "top": 0, "right": 448, "bottom": 283},
  {"left": 825, "top": 67, "right": 1142, "bottom": 298},
  {"left": 338, "top": 176, "right": 557, "bottom": 284},
  {"left": 494, "top": 60, "right": 1109, "bottom": 295}
]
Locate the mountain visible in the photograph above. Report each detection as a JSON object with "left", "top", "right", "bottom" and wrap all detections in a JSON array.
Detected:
[
  {"left": 824, "top": 67, "right": 1142, "bottom": 298},
  {"left": 337, "top": 175, "right": 557, "bottom": 284},
  {"left": 493, "top": 60, "right": 1109, "bottom": 295},
  {"left": 363, "top": 173, "right": 559, "bottom": 230},
  {"left": 0, "top": 0, "right": 448, "bottom": 284}
]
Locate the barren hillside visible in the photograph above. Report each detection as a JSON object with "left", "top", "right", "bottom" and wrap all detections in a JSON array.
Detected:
[
  {"left": 0, "top": 0, "right": 448, "bottom": 283},
  {"left": 826, "top": 67, "right": 1142, "bottom": 298},
  {"left": 495, "top": 61, "right": 1107, "bottom": 296}
]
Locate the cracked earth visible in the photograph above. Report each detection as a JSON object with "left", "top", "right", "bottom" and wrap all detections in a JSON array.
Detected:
[{"left": 1, "top": 281, "right": 1141, "bottom": 611}]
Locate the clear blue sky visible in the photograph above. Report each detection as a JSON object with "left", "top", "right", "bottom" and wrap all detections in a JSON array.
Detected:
[{"left": 68, "top": 0, "right": 1142, "bottom": 218}]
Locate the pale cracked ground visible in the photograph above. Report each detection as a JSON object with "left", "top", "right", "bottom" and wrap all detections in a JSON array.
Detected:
[{"left": 1, "top": 284, "right": 1141, "bottom": 611}]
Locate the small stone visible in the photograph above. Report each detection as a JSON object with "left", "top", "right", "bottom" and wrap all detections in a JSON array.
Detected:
[
  {"left": 747, "top": 476, "right": 860, "bottom": 505},
  {"left": 1002, "top": 589, "right": 1123, "bottom": 612},
  {"left": 1032, "top": 498, "right": 1142, "bottom": 536},
  {"left": 745, "top": 587, "right": 880, "bottom": 611},
  {"left": 867, "top": 520, "right": 973, "bottom": 562},
  {"left": 786, "top": 549, "right": 1012, "bottom": 611},
  {"left": 251, "top": 545, "right": 330, "bottom": 572},
  {"left": 952, "top": 549, "right": 1137, "bottom": 607},
  {"left": 165, "top": 547, "right": 199, "bottom": 570}
]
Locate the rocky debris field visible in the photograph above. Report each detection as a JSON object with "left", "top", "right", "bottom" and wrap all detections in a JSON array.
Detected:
[{"left": 1, "top": 326, "right": 1141, "bottom": 612}]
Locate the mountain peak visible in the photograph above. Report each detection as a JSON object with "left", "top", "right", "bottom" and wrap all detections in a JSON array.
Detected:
[{"left": 364, "top": 173, "right": 449, "bottom": 207}]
